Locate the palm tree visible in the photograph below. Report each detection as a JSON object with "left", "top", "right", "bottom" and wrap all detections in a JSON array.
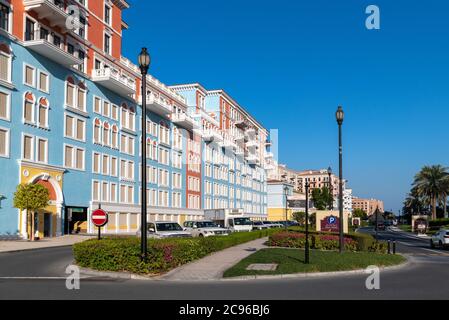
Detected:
[{"left": 412, "top": 165, "right": 449, "bottom": 220}]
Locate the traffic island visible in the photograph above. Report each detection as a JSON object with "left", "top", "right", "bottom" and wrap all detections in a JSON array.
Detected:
[{"left": 223, "top": 248, "right": 406, "bottom": 278}]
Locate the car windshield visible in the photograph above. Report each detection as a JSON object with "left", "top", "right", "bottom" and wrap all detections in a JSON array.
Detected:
[
  {"left": 234, "top": 218, "right": 252, "bottom": 226},
  {"left": 156, "top": 223, "right": 183, "bottom": 231},
  {"left": 196, "top": 221, "right": 218, "bottom": 228}
]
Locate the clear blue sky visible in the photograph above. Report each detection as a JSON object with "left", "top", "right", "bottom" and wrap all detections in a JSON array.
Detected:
[{"left": 122, "top": 0, "right": 449, "bottom": 213}]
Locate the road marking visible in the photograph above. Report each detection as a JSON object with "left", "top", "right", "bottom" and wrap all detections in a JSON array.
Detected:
[
  {"left": 0, "top": 277, "right": 67, "bottom": 280},
  {"left": 397, "top": 241, "right": 446, "bottom": 255}
]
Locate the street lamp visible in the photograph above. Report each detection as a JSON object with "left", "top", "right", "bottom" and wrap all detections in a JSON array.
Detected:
[
  {"left": 305, "top": 181, "right": 310, "bottom": 264},
  {"left": 138, "top": 48, "right": 151, "bottom": 260},
  {"left": 283, "top": 185, "right": 289, "bottom": 229},
  {"left": 327, "top": 166, "right": 332, "bottom": 210},
  {"left": 335, "top": 106, "right": 344, "bottom": 253}
]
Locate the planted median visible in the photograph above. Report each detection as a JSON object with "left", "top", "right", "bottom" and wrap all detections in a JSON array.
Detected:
[{"left": 73, "top": 229, "right": 279, "bottom": 275}]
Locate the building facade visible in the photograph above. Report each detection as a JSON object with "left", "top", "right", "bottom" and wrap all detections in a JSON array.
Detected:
[
  {"left": 352, "top": 197, "right": 384, "bottom": 215},
  {"left": 0, "top": 0, "right": 268, "bottom": 238}
]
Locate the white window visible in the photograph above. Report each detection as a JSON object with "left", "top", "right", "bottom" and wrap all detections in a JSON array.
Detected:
[
  {"left": 102, "top": 154, "right": 109, "bottom": 175},
  {"left": 24, "top": 64, "right": 35, "bottom": 87},
  {"left": 38, "top": 102, "right": 48, "bottom": 129},
  {"left": 0, "top": 90, "right": 10, "bottom": 121},
  {"left": 36, "top": 138, "right": 48, "bottom": 163},
  {"left": 103, "top": 124, "right": 110, "bottom": 146},
  {"left": 93, "top": 152, "right": 100, "bottom": 173},
  {"left": 0, "top": 127, "right": 9, "bottom": 157},
  {"left": 64, "top": 145, "right": 84, "bottom": 170},
  {"left": 92, "top": 180, "right": 100, "bottom": 201},
  {"left": 103, "top": 101, "right": 110, "bottom": 117},
  {"left": 102, "top": 182, "right": 109, "bottom": 202},
  {"left": 0, "top": 47, "right": 11, "bottom": 83},
  {"left": 22, "top": 134, "right": 34, "bottom": 160},
  {"left": 104, "top": 4, "right": 111, "bottom": 25},
  {"left": 120, "top": 159, "right": 134, "bottom": 181},
  {"left": 111, "top": 126, "right": 118, "bottom": 149},
  {"left": 111, "top": 157, "right": 118, "bottom": 177},
  {"left": 110, "top": 183, "right": 117, "bottom": 203},
  {"left": 38, "top": 71, "right": 49, "bottom": 93},
  {"left": 94, "top": 96, "right": 101, "bottom": 114},
  {"left": 23, "top": 96, "right": 34, "bottom": 124},
  {"left": 66, "top": 80, "right": 75, "bottom": 108},
  {"left": 111, "top": 104, "right": 118, "bottom": 120},
  {"left": 77, "top": 86, "right": 86, "bottom": 112},
  {"left": 104, "top": 32, "right": 111, "bottom": 55},
  {"left": 119, "top": 133, "right": 134, "bottom": 155},
  {"left": 94, "top": 120, "right": 102, "bottom": 144}
]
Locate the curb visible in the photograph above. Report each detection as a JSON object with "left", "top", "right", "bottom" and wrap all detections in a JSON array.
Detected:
[
  {"left": 77, "top": 254, "right": 412, "bottom": 282},
  {"left": 0, "top": 244, "right": 75, "bottom": 254},
  {"left": 222, "top": 255, "right": 412, "bottom": 281}
]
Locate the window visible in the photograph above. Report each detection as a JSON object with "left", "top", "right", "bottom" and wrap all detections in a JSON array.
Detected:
[
  {"left": 65, "top": 115, "right": 85, "bottom": 141},
  {"left": 104, "top": 33, "right": 111, "bottom": 55},
  {"left": 25, "top": 18, "right": 35, "bottom": 41},
  {"left": 77, "top": 86, "right": 86, "bottom": 111},
  {"left": 111, "top": 104, "right": 118, "bottom": 120},
  {"left": 22, "top": 135, "right": 34, "bottom": 160},
  {"left": 94, "top": 96, "right": 101, "bottom": 114},
  {"left": 24, "top": 64, "right": 35, "bottom": 87},
  {"left": 38, "top": 102, "right": 48, "bottom": 128},
  {"left": 0, "top": 91, "right": 9, "bottom": 121},
  {"left": 0, "top": 127, "right": 9, "bottom": 157},
  {"left": 111, "top": 157, "right": 118, "bottom": 176},
  {"left": 110, "top": 183, "right": 117, "bottom": 202},
  {"left": 103, "top": 101, "right": 110, "bottom": 117},
  {"left": 102, "top": 154, "right": 109, "bottom": 175},
  {"left": 0, "top": 45, "right": 11, "bottom": 83},
  {"left": 77, "top": 50, "right": 86, "bottom": 72},
  {"left": 102, "top": 182, "right": 109, "bottom": 202},
  {"left": 0, "top": 3, "right": 10, "bottom": 32},
  {"left": 111, "top": 126, "right": 118, "bottom": 149},
  {"left": 92, "top": 181, "right": 100, "bottom": 201},
  {"left": 66, "top": 80, "right": 75, "bottom": 107},
  {"left": 103, "top": 123, "right": 110, "bottom": 146},
  {"left": 38, "top": 71, "right": 49, "bottom": 93},
  {"left": 23, "top": 98, "right": 34, "bottom": 124},
  {"left": 120, "top": 133, "right": 134, "bottom": 155},
  {"left": 94, "top": 120, "right": 101, "bottom": 144},
  {"left": 36, "top": 138, "right": 47, "bottom": 163},
  {"left": 64, "top": 145, "right": 84, "bottom": 170},
  {"left": 104, "top": 4, "right": 111, "bottom": 25},
  {"left": 93, "top": 152, "right": 100, "bottom": 173}
]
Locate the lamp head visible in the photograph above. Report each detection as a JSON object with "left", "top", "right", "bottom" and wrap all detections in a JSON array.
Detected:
[
  {"left": 336, "top": 106, "right": 344, "bottom": 125},
  {"left": 138, "top": 47, "right": 151, "bottom": 74}
]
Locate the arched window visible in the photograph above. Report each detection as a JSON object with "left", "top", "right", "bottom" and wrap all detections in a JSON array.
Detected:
[
  {"left": 103, "top": 122, "right": 110, "bottom": 146},
  {"left": 23, "top": 92, "right": 35, "bottom": 124},
  {"left": 65, "top": 77, "right": 76, "bottom": 108},
  {"left": 93, "top": 118, "right": 102, "bottom": 144},
  {"left": 38, "top": 97, "right": 49, "bottom": 128},
  {"left": 77, "top": 81, "right": 87, "bottom": 112},
  {"left": 0, "top": 43, "right": 12, "bottom": 83},
  {"left": 111, "top": 124, "right": 118, "bottom": 149}
]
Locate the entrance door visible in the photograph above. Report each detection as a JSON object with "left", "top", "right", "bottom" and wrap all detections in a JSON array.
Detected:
[
  {"left": 65, "top": 207, "right": 88, "bottom": 234},
  {"left": 44, "top": 213, "right": 51, "bottom": 237}
]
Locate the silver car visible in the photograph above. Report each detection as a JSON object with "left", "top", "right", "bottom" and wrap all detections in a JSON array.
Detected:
[
  {"left": 183, "top": 220, "right": 230, "bottom": 237},
  {"left": 136, "top": 221, "right": 192, "bottom": 239},
  {"left": 430, "top": 229, "right": 449, "bottom": 249}
]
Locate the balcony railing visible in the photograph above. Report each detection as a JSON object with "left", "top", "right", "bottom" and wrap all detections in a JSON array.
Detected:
[
  {"left": 141, "top": 93, "right": 173, "bottom": 119},
  {"left": 202, "top": 129, "right": 223, "bottom": 143},
  {"left": 171, "top": 112, "right": 197, "bottom": 130},
  {"left": 24, "top": 0, "right": 71, "bottom": 31},
  {"left": 92, "top": 68, "right": 136, "bottom": 98},
  {"left": 23, "top": 30, "right": 82, "bottom": 66}
]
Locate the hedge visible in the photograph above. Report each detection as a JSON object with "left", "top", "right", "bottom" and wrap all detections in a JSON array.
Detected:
[
  {"left": 269, "top": 230, "right": 387, "bottom": 253},
  {"left": 429, "top": 218, "right": 449, "bottom": 228},
  {"left": 73, "top": 229, "right": 280, "bottom": 275}
]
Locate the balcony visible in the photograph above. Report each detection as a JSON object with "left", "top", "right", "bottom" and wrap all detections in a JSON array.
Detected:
[
  {"left": 235, "top": 120, "right": 248, "bottom": 130},
  {"left": 246, "top": 154, "right": 259, "bottom": 165},
  {"left": 24, "top": 31, "right": 82, "bottom": 66},
  {"left": 235, "top": 146, "right": 244, "bottom": 156},
  {"left": 171, "top": 112, "right": 197, "bottom": 130},
  {"left": 202, "top": 129, "right": 223, "bottom": 143},
  {"left": 246, "top": 140, "right": 259, "bottom": 150},
  {"left": 92, "top": 68, "right": 136, "bottom": 98},
  {"left": 265, "top": 152, "right": 274, "bottom": 159},
  {"left": 221, "top": 138, "right": 236, "bottom": 151},
  {"left": 141, "top": 93, "right": 173, "bottom": 119},
  {"left": 24, "top": 0, "right": 71, "bottom": 32}
]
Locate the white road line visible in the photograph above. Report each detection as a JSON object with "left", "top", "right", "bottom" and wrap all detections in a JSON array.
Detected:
[
  {"left": 397, "top": 241, "right": 445, "bottom": 255},
  {"left": 0, "top": 277, "right": 66, "bottom": 280}
]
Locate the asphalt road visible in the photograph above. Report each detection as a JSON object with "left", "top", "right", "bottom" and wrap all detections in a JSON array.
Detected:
[{"left": 1, "top": 228, "right": 449, "bottom": 300}]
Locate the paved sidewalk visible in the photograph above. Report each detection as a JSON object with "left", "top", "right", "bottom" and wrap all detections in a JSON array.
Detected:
[
  {"left": 0, "top": 235, "right": 94, "bottom": 253},
  {"left": 158, "top": 237, "right": 268, "bottom": 281}
]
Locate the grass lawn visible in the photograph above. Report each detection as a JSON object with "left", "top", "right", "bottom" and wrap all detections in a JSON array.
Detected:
[
  {"left": 223, "top": 248, "right": 406, "bottom": 278},
  {"left": 398, "top": 225, "right": 412, "bottom": 232}
]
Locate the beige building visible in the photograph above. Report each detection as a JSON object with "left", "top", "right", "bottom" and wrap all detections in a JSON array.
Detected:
[{"left": 352, "top": 197, "right": 384, "bottom": 215}]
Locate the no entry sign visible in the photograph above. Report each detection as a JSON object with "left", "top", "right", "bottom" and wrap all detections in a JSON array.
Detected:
[{"left": 92, "top": 209, "right": 108, "bottom": 227}]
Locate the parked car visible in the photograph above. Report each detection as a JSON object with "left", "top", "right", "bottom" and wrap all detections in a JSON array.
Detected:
[
  {"left": 252, "top": 221, "right": 269, "bottom": 231},
  {"left": 430, "top": 229, "right": 449, "bottom": 249},
  {"left": 183, "top": 220, "right": 230, "bottom": 237},
  {"left": 136, "top": 221, "right": 192, "bottom": 239},
  {"left": 262, "top": 221, "right": 283, "bottom": 228}
]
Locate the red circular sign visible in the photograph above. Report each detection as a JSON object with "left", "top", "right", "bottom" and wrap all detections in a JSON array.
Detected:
[{"left": 91, "top": 209, "right": 108, "bottom": 227}]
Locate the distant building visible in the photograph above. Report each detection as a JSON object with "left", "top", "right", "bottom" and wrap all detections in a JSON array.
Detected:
[
  {"left": 343, "top": 189, "right": 353, "bottom": 215},
  {"left": 352, "top": 197, "right": 384, "bottom": 215},
  {"left": 267, "top": 180, "right": 294, "bottom": 221}
]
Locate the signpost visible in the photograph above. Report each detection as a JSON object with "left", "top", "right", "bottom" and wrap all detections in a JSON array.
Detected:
[
  {"left": 91, "top": 206, "right": 108, "bottom": 240},
  {"left": 320, "top": 215, "right": 340, "bottom": 233}
]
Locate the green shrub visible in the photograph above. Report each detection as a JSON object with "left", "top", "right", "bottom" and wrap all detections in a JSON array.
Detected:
[
  {"left": 268, "top": 230, "right": 384, "bottom": 253},
  {"left": 73, "top": 229, "right": 279, "bottom": 275},
  {"left": 429, "top": 218, "right": 449, "bottom": 228}
]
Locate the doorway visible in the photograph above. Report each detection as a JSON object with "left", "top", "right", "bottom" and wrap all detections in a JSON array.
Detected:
[{"left": 65, "top": 207, "right": 88, "bottom": 234}]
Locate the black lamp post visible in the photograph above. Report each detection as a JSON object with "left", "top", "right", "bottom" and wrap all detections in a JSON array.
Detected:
[
  {"left": 305, "top": 180, "right": 310, "bottom": 264},
  {"left": 138, "top": 48, "right": 150, "bottom": 260},
  {"left": 336, "top": 106, "right": 344, "bottom": 253},
  {"left": 327, "top": 166, "right": 332, "bottom": 210}
]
